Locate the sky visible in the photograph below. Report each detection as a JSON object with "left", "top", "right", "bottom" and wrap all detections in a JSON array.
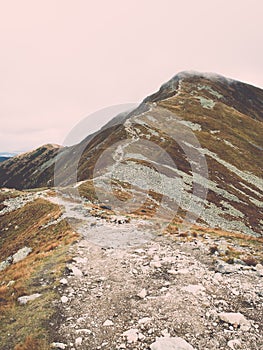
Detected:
[{"left": 0, "top": 0, "right": 262, "bottom": 153}]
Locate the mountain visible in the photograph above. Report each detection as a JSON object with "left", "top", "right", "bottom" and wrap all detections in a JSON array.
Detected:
[
  {"left": 0, "top": 72, "right": 263, "bottom": 349},
  {"left": 0, "top": 157, "right": 10, "bottom": 163},
  {"left": 0, "top": 144, "right": 61, "bottom": 189},
  {"left": 0, "top": 152, "right": 17, "bottom": 163},
  {"left": 0, "top": 72, "right": 262, "bottom": 237}
]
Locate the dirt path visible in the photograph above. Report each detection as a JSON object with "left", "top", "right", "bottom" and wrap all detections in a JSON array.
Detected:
[{"left": 49, "top": 196, "right": 263, "bottom": 350}]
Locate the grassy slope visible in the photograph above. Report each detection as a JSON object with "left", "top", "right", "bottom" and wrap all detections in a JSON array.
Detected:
[{"left": 0, "top": 195, "right": 78, "bottom": 350}]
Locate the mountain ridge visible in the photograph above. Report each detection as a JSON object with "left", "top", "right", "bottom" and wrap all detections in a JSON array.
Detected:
[{"left": 0, "top": 72, "right": 262, "bottom": 237}]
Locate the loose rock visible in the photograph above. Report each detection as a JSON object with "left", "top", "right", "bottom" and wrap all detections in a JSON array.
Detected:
[
  {"left": 219, "top": 312, "right": 251, "bottom": 330},
  {"left": 12, "top": 247, "right": 32, "bottom": 264},
  {"left": 150, "top": 336, "right": 194, "bottom": 350},
  {"left": 18, "top": 293, "right": 41, "bottom": 305}
]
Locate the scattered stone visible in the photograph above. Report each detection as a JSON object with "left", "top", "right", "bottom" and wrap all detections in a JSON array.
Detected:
[
  {"left": 7, "top": 280, "right": 15, "bottom": 287},
  {"left": 69, "top": 265, "right": 83, "bottom": 277},
  {"left": 12, "top": 247, "right": 32, "bottom": 264},
  {"left": 219, "top": 312, "right": 251, "bottom": 330},
  {"left": 138, "top": 317, "right": 151, "bottom": 324},
  {"left": 51, "top": 342, "right": 67, "bottom": 349},
  {"left": 150, "top": 336, "right": 194, "bottom": 350},
  {"left": 0, "top": 260, "right": 11, "bottom": 272},
  {"left": 45, "top": 198, "right": 263, "bottom": 349},
  {"left": 134, "top": 249, "right": 145, "bottom": 254},
  {"left": 75, "top": 337, "right": 82, "bottom": 346},
  {"left": 18, "top": 293, "right": 41, "bottom": 305},
  {"left": 231, "top": 288, "right": 239, "bottom": 296},
  {"left": 60, "top": 278, "right": 68, "bottom": 285},
  {"left": 150, "top": 261, "right": 162, "bottom": 268},
  {"left": 61, "top": 296, "right": 69, "bottom": 303},
  {"left": 137, "top": 288, "right": 147, "bottom": 299},
  {"left": 181, "top": 284, "right": 206, "bottom": 294},
  {"left": 227, "top": 339, "right": 242, "bottom": 349},
  {"left": 215, "top": 261, "right": 239, "bottom": 274},
  {"left": 122, "top": 328, "right": 140, "bottom": 343},
  {"left": 103, "top": 319, "right": 114, "bottom": 326},
  {"left": 255, "top": 264, "right": 263, "bottom": 277}
]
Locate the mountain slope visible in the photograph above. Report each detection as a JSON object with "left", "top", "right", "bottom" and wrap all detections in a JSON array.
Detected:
[
  {"left": 0, "top": 72, "right": 262, "bottom": 236},
  {"left": 0, "top": 144, "right": 61, "bottom": 189},
  {"left": 0, "top": 157, "right": 11, "bottom": 163}
]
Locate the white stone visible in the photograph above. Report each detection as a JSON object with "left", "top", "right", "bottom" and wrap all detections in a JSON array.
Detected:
[
  {"left": 227, "top": 339, "right": 242, "bottom": 349},
  {"left": 0, "top": 260, "right": 11, "bottom": 271},
  {"left": 150, "top": 261, "right": 162, "bottom": 268},
  {"left": 138, "top": 332, "right": 145, "bottom": 340},
  {"left": 181, "top": 284, "right": 206, "bottom": 294},
  {"left": 219, "top": 312, "right": 251, "bottom": 330},
  {"left": 138, "top": 317, "right": 151, "bottom": 324},
  {"left": 103, "top": 319, "right": 114, "bottom": 326},
  {"left": 215, "top": 261, "right": 239, "bottom": 274},
  {"left": 255, "top": 264, "right": 263, "bottom": 277},
  {"left": 75, "top": 337, "right": 82, "bottom": 346},
  {"left": 231, "top": 289, "right": 239, "bottom": 296},
  {"left": 61, "top": 296, "right": 69, "bottom": 303},
  {"left": 51, "top": 342, "right": 67, "bottom": 349},
  {"left": 7, "top": 280, "right": 15, "bottom": 287},
  {"left": 18, "top": 293, "right": 41, "bottom": 305},
  {"left": 137, "top": 288, "right": 147, "bottom": 299},
  {"left": 12, "top": 247, "right": 32, "bottom": 264},
  {"left": 60, "top": 278, "right": 68, "bottom": 285},
  {"left": 122, "top": 328, "right": 140, "bottom": 343},
  {"left": 70, "top": 265, "right": 83, "bottom": 277},
  {"left": 150, "top": 337, "right": 194, "bottom": 350}
]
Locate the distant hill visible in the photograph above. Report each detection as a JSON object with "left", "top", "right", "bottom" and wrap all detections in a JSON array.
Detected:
[
  {"left": 0, "top": 156, "right": 10, "bottom": 163},
  {"left": 0, "top": 152, "right": 17, "bottom": 163}
]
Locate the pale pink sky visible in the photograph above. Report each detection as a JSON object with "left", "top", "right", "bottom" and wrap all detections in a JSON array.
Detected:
[{"left": 1, "top": 0, "right": 262, "bottom": 152}]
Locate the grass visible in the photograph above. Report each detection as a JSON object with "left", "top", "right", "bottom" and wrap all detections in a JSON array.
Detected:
[
  {"left": 0, "top": 196, "right": 79, "bottom": 349},
  {"left": 14, "top": 336, "right": 49, "bottom": 350}
]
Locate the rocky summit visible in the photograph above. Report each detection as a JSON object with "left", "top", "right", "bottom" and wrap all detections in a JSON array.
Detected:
[{"left": 0, "top": 72, "right": 262, "bottom": 349}]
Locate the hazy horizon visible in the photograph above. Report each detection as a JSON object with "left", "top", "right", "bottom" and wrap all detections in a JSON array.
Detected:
[{"left": 1, "top": 0, "right": 262, "bottom": 153}]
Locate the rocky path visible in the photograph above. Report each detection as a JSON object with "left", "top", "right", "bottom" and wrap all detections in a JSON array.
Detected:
[{"left": 48, "top": 196, "right": 263, "bottom": 350}]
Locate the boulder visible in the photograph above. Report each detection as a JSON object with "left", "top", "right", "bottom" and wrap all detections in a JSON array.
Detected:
[
  {"left": 219, "top": 312, "right": 251, "bottom": 330},
  {"left": 13, "top": 247, "right": 32, "bottom": 264},
  {"left": 51, "top": 343, "right": 67, "bottom": 349},
  {"left": 150, "top": 337, "right": 194, "bottom": 350},
  {"left": 18, "top": 293, "right": 41, "bottom": 305}
]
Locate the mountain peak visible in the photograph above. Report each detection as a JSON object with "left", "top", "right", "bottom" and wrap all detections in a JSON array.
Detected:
[
  {"left": 144, "top": 70, "right": 231, "bottom": 103},
  {"left": 173, "top": 70, "right": 233, "bottom": 82},
  {"left": 144, "top": 71, "right": 263, "bottom": 122}
]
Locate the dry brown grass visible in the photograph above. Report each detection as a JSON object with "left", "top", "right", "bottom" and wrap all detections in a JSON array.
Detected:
[
  {"left": 0, "top": 196, "right": 79, "bottom": 349},
  {"left": 14, "top": 335, "right": 49, "bottom": 350}
]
